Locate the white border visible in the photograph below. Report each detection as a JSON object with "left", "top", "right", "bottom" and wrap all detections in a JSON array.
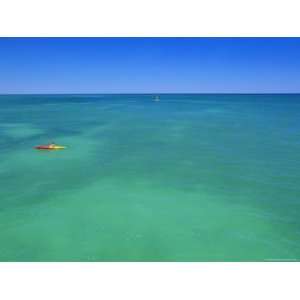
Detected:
[
  {"left": 0, "top": 263, "right": 299, "bottom": 300},
  {"left": 0, "top": 0, "right": 300, "bottom": 36}
]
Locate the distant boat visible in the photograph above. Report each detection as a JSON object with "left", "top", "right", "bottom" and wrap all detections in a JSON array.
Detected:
[{"left": 154, "top": 95, "right": 160, "bottom": 102}]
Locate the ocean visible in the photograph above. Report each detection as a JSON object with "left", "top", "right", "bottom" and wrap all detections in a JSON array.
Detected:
[{"left": 0, "top": 94, "right": 300, "bottom": 261}]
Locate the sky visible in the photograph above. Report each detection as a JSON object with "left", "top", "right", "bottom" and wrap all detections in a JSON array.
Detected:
[{"left": 0, "top": 38, "right": 300, "bottom": 93}]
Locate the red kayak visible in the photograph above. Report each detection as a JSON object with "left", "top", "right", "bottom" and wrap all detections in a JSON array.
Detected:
[{"left": 34, "top": 144, "right": 66, "bottom": 150}]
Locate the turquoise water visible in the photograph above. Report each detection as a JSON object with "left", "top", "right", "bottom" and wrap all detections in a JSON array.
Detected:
[{"left": 0, "top": 94, "right": 300, "bottom": 261}]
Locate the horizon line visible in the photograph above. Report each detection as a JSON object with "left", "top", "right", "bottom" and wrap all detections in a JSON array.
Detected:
[{"left": 1, "top": 92, "right": 300, "bottom": 95}]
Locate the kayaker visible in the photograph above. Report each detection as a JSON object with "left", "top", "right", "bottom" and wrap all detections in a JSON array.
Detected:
[{"left": 34, "top": 142, "right": 66, "bottom": 150}]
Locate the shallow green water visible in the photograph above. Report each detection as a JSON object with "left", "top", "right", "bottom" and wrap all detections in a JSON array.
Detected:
[{"left": 0, "top": 94, "right": 300, "bottom": 261}]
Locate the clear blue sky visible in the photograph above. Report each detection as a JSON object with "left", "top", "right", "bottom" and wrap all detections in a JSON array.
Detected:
[{"left": 0, "top": 38, "right": 300, "bottom": 93}]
